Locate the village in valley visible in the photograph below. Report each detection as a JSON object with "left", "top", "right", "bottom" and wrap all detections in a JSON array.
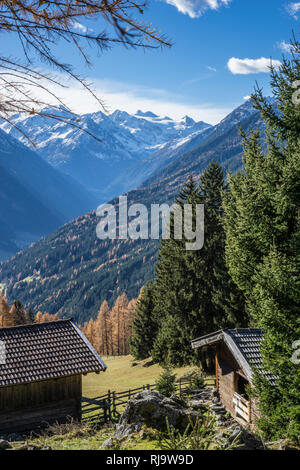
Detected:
[{"left": 0, "top": 0, "right": 299, "bottom": 455}]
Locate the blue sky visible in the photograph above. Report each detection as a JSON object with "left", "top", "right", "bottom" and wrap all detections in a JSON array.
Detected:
[{"left": 6, "top": 0, "right": 300, "bottom": 123}]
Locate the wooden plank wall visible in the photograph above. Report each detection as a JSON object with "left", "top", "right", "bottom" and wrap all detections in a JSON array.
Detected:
[
  {"left": 0, "top": 374, "right": 82, "bottom": 434},
  {"left": 217, "top": 357, "right": 236, "bottom": 416},
  {"left": 217, "top": 344, "right": 252, "bottom": 422}
]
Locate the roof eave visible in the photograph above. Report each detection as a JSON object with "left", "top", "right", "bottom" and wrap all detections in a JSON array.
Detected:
[
  {"left": 191, "top": 330, "right": 224, "bottom": 349},
  {"left": 71, "top": 321, "right": 107, "bottom": 371},
  {"left": 191, "top": 330, "right": 253, "bottom": 383}
]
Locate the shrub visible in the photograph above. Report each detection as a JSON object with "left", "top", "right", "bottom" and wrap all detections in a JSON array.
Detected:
[
  {"left": 155, "top": 366, "right": 176, "bottom": 397},
  {"left": 158, "top": 412, "right": 241, "bottom": 450},
  {"left": 187, "top": 368, "right": 205, "bottom": 390}
]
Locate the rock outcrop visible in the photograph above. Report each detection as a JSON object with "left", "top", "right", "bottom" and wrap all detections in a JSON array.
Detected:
[{"left": 101, "top": 390, "right": 198, "bottom": 448}]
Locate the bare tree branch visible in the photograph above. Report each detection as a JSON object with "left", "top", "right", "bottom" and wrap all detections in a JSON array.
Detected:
[{"left": 0, "top": 0, "right": 172, "bottom": 140}]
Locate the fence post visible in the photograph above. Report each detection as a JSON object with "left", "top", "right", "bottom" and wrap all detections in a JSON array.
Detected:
[
  {"left": 112, "top": 391, "right": 116, "bottom": 417},
  {"left": 129, "top": 389, "right": 131, "bottom": 400},
  {"left": 104, "top": 400, "right": 107, "bottom": 423},
  {"left": 179, "top": 378, "right": 182, "bottom": 396},
  {"left": 108, "top": 390, "right": 112, "bottom": 421},
  {"left": 147, "top": 384, "right": 150, "bottom": 390}
]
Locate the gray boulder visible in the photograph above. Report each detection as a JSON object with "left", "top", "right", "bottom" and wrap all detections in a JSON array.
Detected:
[
  {"left": 100, "top": 438, "right": 115, "bottom": 450},
  {"left": 114, "top": 390, "right": 198, "bottom": 440},
  {"left": 0, "top": 439, "right": 12, "bottom": 450}
]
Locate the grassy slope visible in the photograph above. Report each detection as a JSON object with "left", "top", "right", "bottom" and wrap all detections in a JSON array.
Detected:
[{"left": 83, "top": 355, "right": 195, "bottom": 397}]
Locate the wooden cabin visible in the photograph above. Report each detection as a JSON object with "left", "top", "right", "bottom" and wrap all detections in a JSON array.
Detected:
[
  {"left": 0, "top": 319, "right": 106, "bottom": 434},
  {"left": 191, "top": 329, "right": 277, "bottom": 428}
]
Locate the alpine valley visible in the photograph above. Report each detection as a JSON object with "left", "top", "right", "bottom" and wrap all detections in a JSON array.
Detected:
[{"left": 0, "top": 100, "right": 266, "bottom": 323}]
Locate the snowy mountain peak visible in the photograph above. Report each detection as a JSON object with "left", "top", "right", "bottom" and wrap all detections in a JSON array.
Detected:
[
  {"left": 180, "top": 115, "right": 196, "bottom": 126},
  {"left": 135, "top": 110, "right": 158, "bottom": 118}
]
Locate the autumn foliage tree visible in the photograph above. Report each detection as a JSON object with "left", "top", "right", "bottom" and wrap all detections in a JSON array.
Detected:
[
  {"left": 82, "top": 292, "right": 136, "bottom": 356},
  {"left": 0, "top": 296, "right": 10, "bottom": 327},
  {"left": 0, "top": 297, "right": 28, "bottom": 326},
  {"left": 9, "top": 300, "right": 28, "bottom": 326},
  {"left": 0, "top": 295, "right": 58, "bottom": 326},
  {"left": 35, "top": 311, "right": 59, "bottom": 322}
]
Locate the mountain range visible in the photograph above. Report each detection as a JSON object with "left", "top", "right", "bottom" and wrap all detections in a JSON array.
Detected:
[
  {"left": 2, "top": 108, "right": 211, "bottom": 202},
  {"left": 0, "top": 109, "right": 210, "bottom": 261},
  {"left": 0, "top": 99, "right": 267, "bottom": 323}
]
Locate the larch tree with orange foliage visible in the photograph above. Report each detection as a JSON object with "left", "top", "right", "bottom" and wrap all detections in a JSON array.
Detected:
[
  {"left": 9, "top": 300, "right": 28, "bottom": 326},
  {"left": 94, "top": 300, "right": 111, "bottom": 356},
  {"left": 81, "top": 292, "right": 137, "bottom": 356},
  {"left": 83, "top": 318, "right": 96, "bottom": 346},
  {"left": 110, "top": 293, "right": 128, "bottom": 356},
  {"left": 35, "top": 311, "right": 59, "bottom": 323},
  {"left": 0, "top": 296, "right": 10, "bottom": 327}
]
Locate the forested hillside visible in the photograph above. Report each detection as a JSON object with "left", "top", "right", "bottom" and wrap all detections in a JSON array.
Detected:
[{"left": 0, "top": 128, "right": 96, "bottom": 261}]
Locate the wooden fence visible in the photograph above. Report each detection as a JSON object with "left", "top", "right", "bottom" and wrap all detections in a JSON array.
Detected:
[{"left": 81, "top": 376, "right": 215, "bottom": 426}]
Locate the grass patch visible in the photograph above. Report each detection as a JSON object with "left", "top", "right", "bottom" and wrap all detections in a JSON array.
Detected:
[
  {"left": 82, "top": 355, "right": 196, "bottom": 397},
  {"left": 11, "top": 421, "right": 162, "bottom": 451},
  {"left": 13, "top": 422, "right": 115, "bottom": 451}
]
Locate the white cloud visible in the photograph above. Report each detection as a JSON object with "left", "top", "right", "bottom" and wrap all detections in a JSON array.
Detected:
[
  {"left": 277, "top": 40, "right": 295, "bottom": 54},
  {"left": 227, "top": 57, "right": 281, "bottom": 75},
  {"left": 243, "top": 95, "right": 251, "bottom": 100},
  {"left": 164, "top": 0, "right": 231, "bottom": 19},
  {"left": 72, "top": 21, "right": 89, "bottom": 33},
  {"left": 286, "top": 2, "right": 300, "bottom": 19},
  {"left": 207, "top": 66, "right": 217, "bottom": 72}
]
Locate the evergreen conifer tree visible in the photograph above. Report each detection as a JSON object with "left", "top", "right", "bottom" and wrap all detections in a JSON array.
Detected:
[
  {"left": 130, "top": 281, "right": 156, "bottom": 360},
  {"left": 27, "top": 308, "right": 35, "bottom": 324},
  {"left": 152, "top": 165, "right": 247, "bottom": 367},
  {"left": 223, "top": 39, "right": 300, "bottom": 440}
]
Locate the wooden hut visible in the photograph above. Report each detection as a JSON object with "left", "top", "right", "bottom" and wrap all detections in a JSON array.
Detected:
[
  {"left": 191, "top": 328, "right": 277, "bottom": 428},
  {"left": 0, "top": 319, "right": 106, "bottom": 434}
]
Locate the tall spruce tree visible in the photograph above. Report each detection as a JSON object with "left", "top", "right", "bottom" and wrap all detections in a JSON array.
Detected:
[
  {"left": 151, "top": 174, "right": 204, "bottom": 366},
  {"left": 223, "top": 40, "right": 300, "bottom": 441},
  {"left": 152, "top": 164, "right": 247, "bottom": 367},
  {"left": 130, "top": 281, "right": 156, "bottom": 360},
  {"left": 27, "top": 308, "right": 35, "bottom": 324}
]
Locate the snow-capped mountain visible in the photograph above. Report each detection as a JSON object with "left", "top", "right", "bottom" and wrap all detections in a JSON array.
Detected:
[
  {"left": 110, "top": 109, "right": 209, "bottom": 149},
  {"left": 104, "top": 99, "right": 260, "bottom": 195},
  {"left": 1, "top": 107, "right": 210, "bottom": 202}
]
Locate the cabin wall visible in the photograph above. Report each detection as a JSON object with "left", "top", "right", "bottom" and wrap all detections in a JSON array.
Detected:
[
  {"left": 216, "top": 344, "right": 253, "bottom": 425},
  {"left": 0, "top": 374, "right": 82, "bottom": 434}
]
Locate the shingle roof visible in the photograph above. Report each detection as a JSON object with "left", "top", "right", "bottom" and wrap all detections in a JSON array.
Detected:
[
  {"left": 0, "top": 319, "right": 106, "bottom": 387},
  {"left": 191, "top": 328, "right": 277, "bottom": 385}
]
